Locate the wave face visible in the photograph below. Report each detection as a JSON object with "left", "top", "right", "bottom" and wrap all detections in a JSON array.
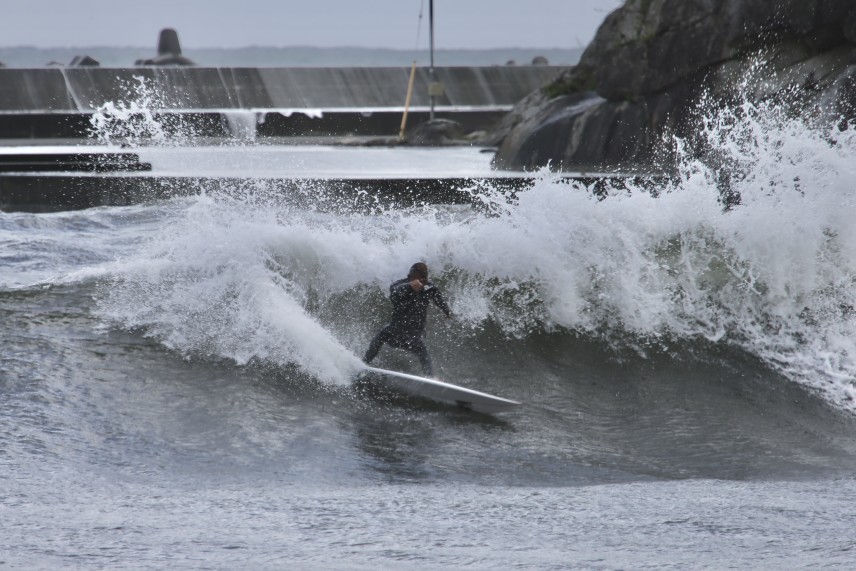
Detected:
[{"left": 79, "top": 104, "right": 855, "bottom": 413}]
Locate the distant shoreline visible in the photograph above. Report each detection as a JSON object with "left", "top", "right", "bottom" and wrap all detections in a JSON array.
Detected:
[{"left": 0, "top": 46, "right": 583, "bottom": 69}]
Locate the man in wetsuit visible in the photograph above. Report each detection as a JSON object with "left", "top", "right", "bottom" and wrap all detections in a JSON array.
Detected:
[{"left": 363, "top": 262, "right": 452, "bottom": 377}]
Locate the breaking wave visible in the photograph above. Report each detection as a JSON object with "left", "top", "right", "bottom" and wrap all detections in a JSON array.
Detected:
[{"left": 80, "top": 86, "right": 856, "bottom": 408}]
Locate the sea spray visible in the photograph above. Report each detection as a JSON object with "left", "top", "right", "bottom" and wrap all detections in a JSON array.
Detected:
[
  {"left": 94, "top": 195, "right": 367, "bottom": 384},
  {"left": 92, "top": 130, "right": 856, "bottom": 407},
  {"left": 452, "top": 97, "right": 856, "bottom": 407},
  {"left": 89, "top": 76, "right": 168, "bottom": 146},
  {"left": 681, "top": 97, "right": 856, "bottom": 406},
  {"left": 88, "top": 75, "right": 212, "bottom": 147},
  {"left": 84, "top": 92, "right": 856, "bottom": 408}
]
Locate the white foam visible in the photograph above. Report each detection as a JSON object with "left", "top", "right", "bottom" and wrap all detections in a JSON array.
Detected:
[{"left": 80, "top": 81, "right": 856, "bottom": 408}]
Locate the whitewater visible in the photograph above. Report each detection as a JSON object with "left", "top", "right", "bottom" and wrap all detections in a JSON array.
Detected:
[{"left": 76, "top": 96, "right": 856, "bottom": 410}]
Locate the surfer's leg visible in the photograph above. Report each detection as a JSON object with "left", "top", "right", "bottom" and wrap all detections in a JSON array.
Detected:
[
  {"left": 410, "top": 339, "right": 434, "bottom": 377},
  {"left": 363, "top": 328, "right": 391, "bottom": 364}
]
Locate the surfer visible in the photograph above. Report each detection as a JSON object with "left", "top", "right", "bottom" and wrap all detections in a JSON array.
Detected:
[{"left": 363, "top": 262, "right": 452, "bottom": 377}]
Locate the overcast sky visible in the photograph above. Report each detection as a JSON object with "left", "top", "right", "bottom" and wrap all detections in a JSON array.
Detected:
[{"left": 0, "top": 0, "right": 623, "bottom": 50}]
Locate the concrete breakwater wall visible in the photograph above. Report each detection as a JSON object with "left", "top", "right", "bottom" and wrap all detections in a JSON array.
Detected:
[
  {"left": 0, "top": 172, "right": 649, "bottom": 213},
  {"left": 0, "top": 66, "right": 561, "bottom": 138}
]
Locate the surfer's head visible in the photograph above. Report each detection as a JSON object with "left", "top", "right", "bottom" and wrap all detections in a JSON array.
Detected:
[{"left": 408, "top": 262, "right": 428, "bottom": 282}]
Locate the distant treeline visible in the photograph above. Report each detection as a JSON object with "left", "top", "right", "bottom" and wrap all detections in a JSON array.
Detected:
[{"left": 0, "top": 46, "right": 583, "bottom": 68}]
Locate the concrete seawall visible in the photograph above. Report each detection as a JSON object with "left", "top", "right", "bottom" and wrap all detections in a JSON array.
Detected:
[
  {"left": 0, "top": 172, "right": 650, "bottom": 213},
  {"left": 0, "top": 66, "right": 561, "bottom": 138}
]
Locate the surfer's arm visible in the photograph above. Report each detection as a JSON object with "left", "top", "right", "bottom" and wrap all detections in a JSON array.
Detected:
[
  {"left": 429, "top": 288, "right": 453, "bottom": 318},
  {"left": 389, "top": 279, "right": 411, "bottom": 301}
]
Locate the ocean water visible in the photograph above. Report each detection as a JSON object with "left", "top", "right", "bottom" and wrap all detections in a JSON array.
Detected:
[{"left": 3, "top": 98, "right": 856, "bottom": 569}]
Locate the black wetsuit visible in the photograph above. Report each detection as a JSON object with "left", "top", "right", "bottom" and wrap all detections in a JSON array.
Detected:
[{"left": 363, "top": 278, "right": 452, "bottom": 377}]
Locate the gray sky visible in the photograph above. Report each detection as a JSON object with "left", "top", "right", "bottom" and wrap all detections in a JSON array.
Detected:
[{"left": 0, "top": 0, "right": 623, "bottom": 49}]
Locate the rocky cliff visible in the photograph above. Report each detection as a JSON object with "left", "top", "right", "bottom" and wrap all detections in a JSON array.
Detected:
[{"left": 492, "top": 0, "right": 856, "bottom": 172}]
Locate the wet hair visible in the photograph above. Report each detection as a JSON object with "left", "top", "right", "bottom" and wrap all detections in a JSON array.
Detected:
[{"left": 408, "top": 262, "right": 428, "bottom": 281}]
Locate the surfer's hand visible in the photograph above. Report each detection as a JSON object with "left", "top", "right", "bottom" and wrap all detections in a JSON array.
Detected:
[{"left": 409, "top": 278, "right": 424, "bottom": 291}]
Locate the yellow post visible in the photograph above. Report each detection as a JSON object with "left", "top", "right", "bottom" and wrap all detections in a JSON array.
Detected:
[{"left": 399, "top": 61, "right": 417, "bottom": 139}]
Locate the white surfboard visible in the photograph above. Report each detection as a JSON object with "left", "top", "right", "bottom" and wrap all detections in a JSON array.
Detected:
[{"left": 360, "top": 366, "right": 521, "bottom": 414}]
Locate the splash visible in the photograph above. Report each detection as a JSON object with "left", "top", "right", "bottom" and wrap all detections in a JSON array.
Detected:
[
  {"left": 88, "top": 75, "right": 219, "bottom": 147},
  {"left": 90, "top": 94, "right": 856, "bottom": 408},
  {"left": 442, "top": 94, "right": 856, "bottom": 409},
  {"left": 94, "top": 194, "right": 370, "bottom": 384},
  {"left": 89, "top": 76, "right": 169, "bottom": 146},
  {"left": 443, "top": 95, "right": 856, "bottom": 408},
  {"left": 663, "top": 95, "right": 856, "bottom": 407},
  {"left": 222, "top": 111, "right": 258, "bottom": 142}
]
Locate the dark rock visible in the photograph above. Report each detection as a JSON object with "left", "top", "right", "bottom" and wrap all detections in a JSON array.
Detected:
[
  {"left": 136, "top": 28, "right": 195, "bottom": 66},
  {"left": 158, "top": 28, "right": 182, "bottom": 56},
  {"left": 531, "top": 56, "right": 549, "bottom": 66},
  {"left": 847, "top": 9, "right": 856, "bottom": 43},
  {"left": 405, "top": 119, "right": 464, "bottom": 146},
  {"left": 493, "top": 0, "right": 856, "bottom": 172},
  {"left": 484, "top": 88, "right": 554, "bottom": 147},
  {"left": 492, "top": 92, "right": 603, "bottom": 169},
  {"left": 69, "top": 55, "right": 100, "bottom": 67}
]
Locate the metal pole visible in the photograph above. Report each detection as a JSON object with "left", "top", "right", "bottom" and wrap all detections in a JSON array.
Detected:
[
  {"left": 429, "top": 0, "right": 435, "bottom": 121},
  {"left": 399, "top": 60, "right": 418, "bottom": 139}
]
